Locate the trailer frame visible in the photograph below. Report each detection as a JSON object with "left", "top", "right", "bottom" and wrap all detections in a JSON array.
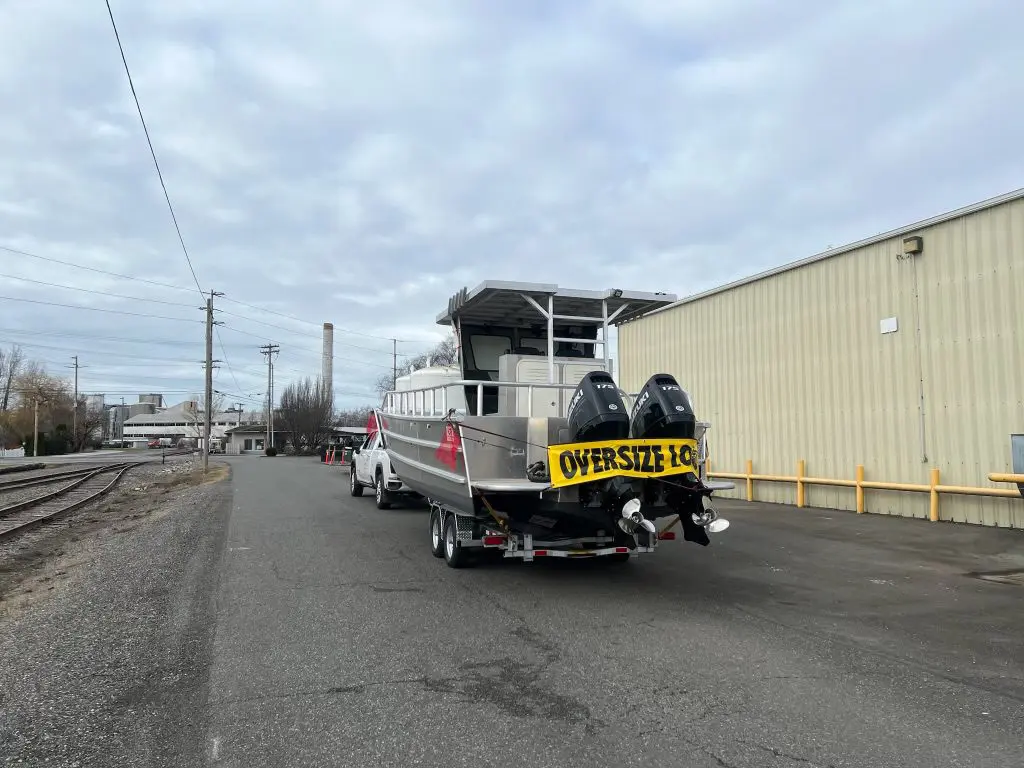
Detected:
[{"left": 427, "top": 499, "right": 677, "bottom": 568}]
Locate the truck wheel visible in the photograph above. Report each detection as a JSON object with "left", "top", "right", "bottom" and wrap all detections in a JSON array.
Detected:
[
  {"left": 429, "top": 509, "right": 445, "bottom": 558},
  {"left": 350, "top": 467, "right": 363, "bottom": 497},
  {"left": 375, "top": 472, "right": 391, "bottom": 509},
  {"left": 442, "top": 514, "right": 471, "bottom": 568}
]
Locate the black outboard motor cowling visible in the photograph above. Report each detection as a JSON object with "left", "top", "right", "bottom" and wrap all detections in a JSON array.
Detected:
[
  {"left": 567, "top": 371, "right": 631, "bottom": 443},
  {"left": 629, "top": 373, "right": 697, "bottom": 440}
]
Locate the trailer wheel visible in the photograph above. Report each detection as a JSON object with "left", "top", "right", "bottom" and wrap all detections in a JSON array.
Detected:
[
  {"left": 429, "top": 509, "right": 445, "bottom": 558},
  {"left": 442, "top": 514, "right": 471, "bottom": 568},
  {"left": 349, "top": 467, "right": 363, "bottom": 497}
]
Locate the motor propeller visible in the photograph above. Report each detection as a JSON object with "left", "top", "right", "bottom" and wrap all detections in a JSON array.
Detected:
[
  {"left": 618, "top": 497, "right": 657, "bottom": 534},
  {"left": 691, "top": 497, "right": 730, "bottom": 533}
]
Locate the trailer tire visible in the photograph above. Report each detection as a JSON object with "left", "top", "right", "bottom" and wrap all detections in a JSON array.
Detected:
[
  {"left": 429, "top": 509, "right": 445, "bottom": 558},
  {"left": 442, "top": 514, "right": 471, "bottom": 568},
  {"left": 350, "top": 467, "right": 363, "bottom": 497}
]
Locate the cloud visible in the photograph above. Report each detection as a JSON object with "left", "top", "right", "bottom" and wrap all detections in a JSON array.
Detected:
[{"left": 1, "top": 0, "right": 1021, "bottom": 409}]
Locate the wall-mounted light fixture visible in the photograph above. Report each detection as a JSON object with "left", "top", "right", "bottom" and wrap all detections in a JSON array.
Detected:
[{"left": 903, "top": 235, "right": 923, "bottom": 255}]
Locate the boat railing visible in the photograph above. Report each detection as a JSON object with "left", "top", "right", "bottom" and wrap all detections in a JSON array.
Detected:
[
  {"left": 382, "top": 378, "right": 712, "bottom": 473},
  {"left": 384, "top": 379, "right": 627, "bottom": 418}
]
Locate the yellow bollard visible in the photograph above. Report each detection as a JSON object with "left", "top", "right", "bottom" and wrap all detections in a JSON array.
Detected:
[
  {"left": 796, "top": 459, "right": 806, "bottom": 508},
  {"left": 745, "top": 459, "right": 754, "bottom": 501},
  {"left": 856, "top": 465, "right": 865, "bottom": 513},
  {"left": 929, "top": 468, "right": 940, "bottom": 522}
]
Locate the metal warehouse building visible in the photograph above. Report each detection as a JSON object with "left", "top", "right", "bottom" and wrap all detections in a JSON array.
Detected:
[{"left": 617, "top": 188, "right": 1024, "bottom": 528}]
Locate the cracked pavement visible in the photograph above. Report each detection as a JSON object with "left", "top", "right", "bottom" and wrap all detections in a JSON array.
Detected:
[{"left": 2, "top": 455, "right": 1022, "bottom": 766}]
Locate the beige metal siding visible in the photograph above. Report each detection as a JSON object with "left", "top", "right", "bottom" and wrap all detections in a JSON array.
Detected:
[{"left": 619, "top": 196, "right": 1024, "bottom": 527}]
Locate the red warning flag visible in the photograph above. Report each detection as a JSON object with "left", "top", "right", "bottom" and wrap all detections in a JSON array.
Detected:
[
  {"left": 435, "top": 422, "right": 462, "bottom": 470},
  {"left": 366, "top": 410, "right": 378, "bottom": 438}
]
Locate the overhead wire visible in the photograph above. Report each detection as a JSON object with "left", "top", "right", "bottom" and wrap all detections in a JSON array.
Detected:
[
  {"left": 0, "top": 271, "right": 198, "bottom": 308},
  {"left": 1, "top": 243, "right": 440, "bottom": 346},
  {"left": 0, "top": 244, "right": 195, "bottom": 294},
  {"left": 10, "top": 2, "right": 445, "bottom": 403},
  {"left": 0, "top": 294, "right": 203, "bottom": 323},
  {"left": 104, "top": 0, "right": 203, "bottom": 297}
]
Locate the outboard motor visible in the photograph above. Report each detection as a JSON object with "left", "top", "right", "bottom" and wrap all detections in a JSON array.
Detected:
[
  {"left": 566, "top": 371, "right": 630, "bottom": 443},
  {"left": 629, "top": 373, "right": 697, "bottom": 440}
]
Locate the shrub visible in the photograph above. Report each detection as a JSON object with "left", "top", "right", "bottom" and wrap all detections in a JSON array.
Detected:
[{"left": 265, "top": 446, "right": 278, "bottom": 457}]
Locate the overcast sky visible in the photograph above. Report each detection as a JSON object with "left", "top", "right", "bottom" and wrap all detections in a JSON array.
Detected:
[{"left": 1, "top": 0, "right": 1021, "bottom": 411}]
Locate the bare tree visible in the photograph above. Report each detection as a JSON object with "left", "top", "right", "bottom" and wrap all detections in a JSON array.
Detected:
[
  {"left": 0, "top": 344, "right": 25, "bottom": 411},
  {"left": 375, "top": 334, "right": 458, "bottom": 395},
  {"left": 182, "top": 392, "right": 227, "bottom": 439},
  {"left": 1, "top": 366, "right": 74, "bottom": 454},
  {"left": 336, "top": 405, "right": 375, "bottom": 427},
  {"left": 277, "top": 376, "right": 334, "bottom": 454}
]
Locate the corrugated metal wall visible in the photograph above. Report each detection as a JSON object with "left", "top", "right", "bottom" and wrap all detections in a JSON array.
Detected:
[{"left": 618, "top": 195, "right": 1024, "bottom": 527}]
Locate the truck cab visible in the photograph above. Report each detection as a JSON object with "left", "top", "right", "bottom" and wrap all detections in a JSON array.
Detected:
[{"left": 349, "top": 428, "right": 411, "bottom": 508}]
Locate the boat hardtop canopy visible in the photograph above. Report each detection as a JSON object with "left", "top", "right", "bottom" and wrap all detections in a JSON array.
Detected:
[{"left": 436, "top": 281, "right": 677, "bottom": 328}]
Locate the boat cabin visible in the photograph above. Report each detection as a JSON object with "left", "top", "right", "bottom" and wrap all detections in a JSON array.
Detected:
[{"left": 396, "top": 281, "right": 675, "bottom": 418}]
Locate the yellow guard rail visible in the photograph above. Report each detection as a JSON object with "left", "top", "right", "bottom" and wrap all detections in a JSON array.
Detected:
[{"left": 705, "top": 460, "right": 1023, "bottom": 522}]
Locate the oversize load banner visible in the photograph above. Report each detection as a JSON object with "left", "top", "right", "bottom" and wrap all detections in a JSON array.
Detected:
[{"left": 547, "top": 438, "right": 700, "bottom": 488}]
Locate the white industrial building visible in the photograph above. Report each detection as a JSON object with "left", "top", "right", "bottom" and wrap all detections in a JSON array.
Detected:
[{"left": 122, "top": 399, "right": 245, "bottom": 447}]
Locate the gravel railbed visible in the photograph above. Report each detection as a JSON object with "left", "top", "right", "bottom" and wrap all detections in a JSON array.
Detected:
[
  {"left": 0, "top": 463, "right": 106, "bottom": 482},
  {"left": 0, "top": 457, "right": 197, "bottom": 560},
  {"left": 0, "top": 458, "right": 231, "bottom": 767},
  {"left": 0, "top": 480, "right": 83, "bottom": 512}
]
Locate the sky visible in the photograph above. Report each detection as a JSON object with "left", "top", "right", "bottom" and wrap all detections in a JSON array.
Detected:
[{"left": 1, "top": 0, "right": 1022, "bottom": 412}]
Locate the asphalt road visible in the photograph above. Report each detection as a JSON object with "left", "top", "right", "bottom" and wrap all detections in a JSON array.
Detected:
[
  {"left": 206, "top": 457, "right": 1024, "bottom": 767},
  {"left": 2, "top": 455, "right": 1022, "bottom": 767}
]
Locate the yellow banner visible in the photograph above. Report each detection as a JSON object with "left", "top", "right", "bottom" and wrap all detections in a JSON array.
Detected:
[{"left": 547, "top": 438, "right": 700, "bottom": 488}]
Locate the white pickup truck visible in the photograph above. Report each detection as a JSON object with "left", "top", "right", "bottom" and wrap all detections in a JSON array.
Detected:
[{"left": 349, "top": 429, "right": 415, "bottom": 508}]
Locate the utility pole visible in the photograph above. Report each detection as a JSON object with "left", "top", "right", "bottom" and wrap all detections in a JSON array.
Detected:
[
  {"left": 259, "top": 343, "right": 280, "bottom": 451},
  {"left": 33, "top": 398, "right": 39, "bottom": 457},
  {"left": 392, "top": 338, "right": 397, "bottom": 390},
  {"left": 72, "top": 355, "right": 78, "bottom": 448},
  {"left": 66, "top": 355, "right": 85, "bottom": 451},
  {"left": 202, "top": 290, "right": 224, "bottom": 473}
]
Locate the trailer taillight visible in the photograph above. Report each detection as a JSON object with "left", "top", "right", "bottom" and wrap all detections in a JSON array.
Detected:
[
  {"left": 482, "top": 535, "right": 506, "bottom": 546},
  {"left": 658, "top": 531, "right": 676, "bottom": 540},
  {"left": 614, "top": 547, "right": 628, "bottom": 553}
]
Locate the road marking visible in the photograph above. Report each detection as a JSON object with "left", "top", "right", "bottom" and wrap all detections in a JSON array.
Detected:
[{"left": 210, "top": 736, "right": 221, "bottom": 762}]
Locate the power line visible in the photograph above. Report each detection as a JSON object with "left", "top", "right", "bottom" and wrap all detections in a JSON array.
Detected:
[
  {"left": 0, "top": 270, "right": 197, "bottom": 308},
  {"left": 0, "top": 294, "right": 203, "bottom": 323},
  {"left": 2, "top": 243, "right": 443, "bottom": 345},
  {"left": 2, "top": 264, "right": 415, "bottom": 358},
  {"left": 214, "top": 308, "right": 412, "bottom": 356},
  {"left": 0, "top": 244, "right": 195, "bottom": 293},
  {"left": 104, "top": 0, "right": 204, "bottom": 297},
  {"left": 0, "top": 327, "right": 254, "bottom": 348}
]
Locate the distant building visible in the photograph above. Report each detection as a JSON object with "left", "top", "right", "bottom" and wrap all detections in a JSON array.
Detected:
[{"left": 122, "top": 401, "right": 245, "bottom": 446}]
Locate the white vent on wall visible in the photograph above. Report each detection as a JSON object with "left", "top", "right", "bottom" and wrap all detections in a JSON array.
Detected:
[{"left": 880, "top": 316, "right": 898, "bottom": 334}]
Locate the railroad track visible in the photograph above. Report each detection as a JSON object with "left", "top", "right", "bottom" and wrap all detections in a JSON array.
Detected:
[
  {"left": 0, "top": 455, "right": 187, "bottom": 541},
  {"left": 0, "top": 450, "right": 194, "bottom": 493}
]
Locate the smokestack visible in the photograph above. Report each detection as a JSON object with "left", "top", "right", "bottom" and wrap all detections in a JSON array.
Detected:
[{"left": 322, "top": 322, "right": 334, "bottom": 394}]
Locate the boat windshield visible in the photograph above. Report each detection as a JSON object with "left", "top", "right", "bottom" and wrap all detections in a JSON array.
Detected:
[{"left": 469, "top": 334, "right": 511, "bottom": 375}]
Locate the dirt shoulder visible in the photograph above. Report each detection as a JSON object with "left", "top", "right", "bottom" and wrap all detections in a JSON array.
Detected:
[{"left": 0, "top": 456, "right": 230, "bottom": 614}]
